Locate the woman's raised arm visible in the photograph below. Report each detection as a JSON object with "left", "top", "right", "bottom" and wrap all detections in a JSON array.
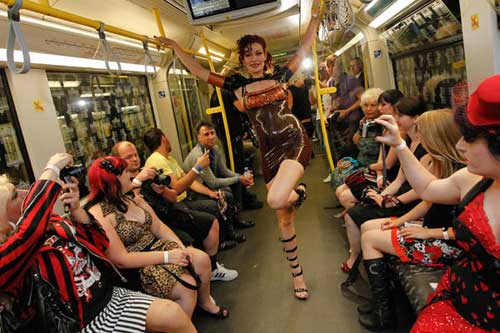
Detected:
[
  {"left": 287, "top": 1, "right": 321, "bottom": 73},
  {"left": 156, "top": 36, "right": 211, "bottom": 82}
]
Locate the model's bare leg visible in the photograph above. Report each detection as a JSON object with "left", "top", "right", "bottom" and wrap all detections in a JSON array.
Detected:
[
  {"left": 266, "top": 159, "right": 304, "bottom": 210},
  {"left": 146, "top": 298, "right": 197, "bottom": 333},
  {"left": 266, "top": 159, "right": 309, "bottom": 299},
  {"left": 343, "top": 213, "right": 361, "bottom": 270}
]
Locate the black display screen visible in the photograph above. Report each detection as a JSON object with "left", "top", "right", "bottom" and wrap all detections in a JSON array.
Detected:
[{"left": 187, "top": 0, "right": 277, "bottom": 19}]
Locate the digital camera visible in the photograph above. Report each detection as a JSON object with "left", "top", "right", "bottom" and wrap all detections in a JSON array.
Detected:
[
  {"left": 361, "top": 120, "right": 384, "bottom": 138},
  {"left": 144, "top": 169, "right": 171, "bottom": 187},
  {"left": 59, "top": 164, "right": 86, "bottom": 183}
]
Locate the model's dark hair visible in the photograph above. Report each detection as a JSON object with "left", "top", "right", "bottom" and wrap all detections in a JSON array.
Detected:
[
  {"left": 195, "top": 120, "right": 214, "bottom": 134},
  {"left": 455, "top": 106, "right": 500, "bottom": 159},
  {"left": 143, "top": 128, "right": 164, "bottom": 152},
  {"left": 237, "top": 34, "right": 268, "bottom": 69},
  {"left": 378, "top": 89, "right": 404, "bottom": 106},
  {"left": 395, "top": 96, "right": 426, "bottom": 117}
]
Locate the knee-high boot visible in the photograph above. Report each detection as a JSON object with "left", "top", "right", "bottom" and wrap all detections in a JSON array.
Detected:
[{"left": 359, "top": 258, "right": 395, "bottom": 331}]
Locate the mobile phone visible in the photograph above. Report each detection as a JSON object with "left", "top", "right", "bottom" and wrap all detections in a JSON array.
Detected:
[{"left": 404, "top": 221, "right": 422, "bottom": 228}]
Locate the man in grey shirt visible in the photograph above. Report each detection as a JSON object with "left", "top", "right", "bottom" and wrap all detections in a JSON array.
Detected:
[{"left": 184, "top": 121, "right": 257, "bottom": 229}]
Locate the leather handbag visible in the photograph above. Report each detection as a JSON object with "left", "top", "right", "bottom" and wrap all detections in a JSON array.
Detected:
[
  {"left": 242, "top": 81, "right": 287, "bottom": 110},
  {"left": 0, "top": 266, "right": 80, "bottom": 333}
]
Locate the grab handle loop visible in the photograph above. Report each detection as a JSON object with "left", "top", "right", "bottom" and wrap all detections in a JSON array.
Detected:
[
  {"left": 97, "top": 21, "right": 122, "bottom": 76},
  {"left": 6, "top": 0, "right": 31, "bottom": 74},
  {"left": 142, "top": 40, "right": 157, "bottom": 78}
]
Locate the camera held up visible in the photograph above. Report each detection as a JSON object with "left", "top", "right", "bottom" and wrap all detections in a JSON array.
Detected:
[
  {"left": 59, "top": 164, "right": 86, "bottom": 183},
  {"left": 143, "top": 169, "right": 171, "bottom": 189},
  {"left": 361, "top": 120, "right": 385, "bottom": 138}
]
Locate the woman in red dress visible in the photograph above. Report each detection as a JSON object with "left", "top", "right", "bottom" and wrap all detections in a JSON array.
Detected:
[
  {"left": 155, "top": 2, "right": 321, "bottom": 300},
  {"left": 376, "top": 75, "right": 500, "bottom": 332}
]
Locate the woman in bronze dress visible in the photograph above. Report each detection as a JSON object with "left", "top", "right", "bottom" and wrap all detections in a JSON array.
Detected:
[{"left": 156, "top": 2, "right": 320, "bottom": 300}]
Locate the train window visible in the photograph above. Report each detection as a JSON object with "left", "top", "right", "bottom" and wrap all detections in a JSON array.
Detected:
[
  {"left": 167, "top": 61, "right": 210, "bottom": 159},
  {"left": 0, "top": 71, "right": 33, "bottom": 186},
  {"left": 47, "top": 72, "right": 156, "bottom": 194}
]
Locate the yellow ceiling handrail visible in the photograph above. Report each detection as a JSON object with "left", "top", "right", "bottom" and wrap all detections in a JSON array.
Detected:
[{"left": 0, "top": 0, "right": 236, "bottom": 64}]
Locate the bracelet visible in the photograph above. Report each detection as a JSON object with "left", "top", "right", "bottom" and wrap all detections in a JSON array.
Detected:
[
  {"left": 395, "top": 140, "right": 407, "bottom": 151},
  {"left": 191, "top": 167, "right": 200, "bottom": 175},
  {"left": 163, "top": 251, "right": 169, "bottom": 264},
  {"left": 132, "top": 178, "right": 142, "bottom": 187},
  {"left": 377, "top": 176, "right": 383, "bottom": 180},
  {"left": 44, "top": 165, "right": 60, "bottom": 176},
  {"left": 194, "top": 164, "right": 203, "bottom": 173},
  {"left": 442, "top": 230, "right": 450, "bottom": 240}
]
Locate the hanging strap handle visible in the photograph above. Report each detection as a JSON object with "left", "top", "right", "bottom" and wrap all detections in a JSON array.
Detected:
[
  {"left": 142, "top": 40, "right": 157, "bottom": 78},
  {"left": 97, "top": 21, "right": 122, "bottom": 76},
  {"left": 6, "top": 0, "right": 31, "bottom": 74}
]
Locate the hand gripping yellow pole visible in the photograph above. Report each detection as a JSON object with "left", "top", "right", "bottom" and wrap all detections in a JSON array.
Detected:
[
  {"left": 153, "top": 8, "right": 193, "bottom": 150},
  {"left": 200, "top": 32, "right": 235, "bottom": 171}
]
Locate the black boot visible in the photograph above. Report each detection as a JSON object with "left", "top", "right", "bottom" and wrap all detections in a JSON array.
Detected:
[{"left": 358, "top": 258, "right": 395, "bottom": 331}]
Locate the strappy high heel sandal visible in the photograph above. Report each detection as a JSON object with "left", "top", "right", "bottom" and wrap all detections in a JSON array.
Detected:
[
  {"left": 281, "top": 234, "right": 309, "bottom": 300},
  {"left": 294, "top": 183, "right": 307, "bottom": 207}
]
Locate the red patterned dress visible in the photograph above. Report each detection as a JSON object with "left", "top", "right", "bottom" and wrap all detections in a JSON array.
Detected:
[{"left": 411, "top": 179, "right": 500, "bottom": 333}]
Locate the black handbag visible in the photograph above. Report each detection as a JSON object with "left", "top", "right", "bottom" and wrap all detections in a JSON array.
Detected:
[{"left": 0, "top": 266, "right": 80, "bottom": 333}]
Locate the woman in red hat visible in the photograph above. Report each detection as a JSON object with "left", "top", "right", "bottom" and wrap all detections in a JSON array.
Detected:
[{"left": 375, "top": 75, "right": 500, "bottom": 332}]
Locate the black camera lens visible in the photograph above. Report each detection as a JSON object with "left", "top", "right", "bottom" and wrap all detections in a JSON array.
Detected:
[
  {"left": 152, "top": 173, "right": 171, "bottom": 186},
  {"left": 59, "top": 164, "right": 86, "bottom": 183}
]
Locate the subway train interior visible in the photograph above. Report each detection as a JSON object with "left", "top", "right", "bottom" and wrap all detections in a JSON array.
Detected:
[{"left": 0, "top": 0, "right": 499, "bottom": 332}]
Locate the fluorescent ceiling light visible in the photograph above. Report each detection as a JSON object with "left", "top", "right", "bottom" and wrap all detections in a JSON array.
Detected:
[
  {"left": 369, "top": 0, "right": 417, "bottom": 28},
  {"left": 364, "top": 0, "right": 380, "bottom": 12},
  {"left": 335, "top": 33, "right": 364, "bottom": 56},
  {"left": 0, "top": 10, "right": 163, "bottom": 53},
  {"left": 48, "top": 80, "right": 80, "bottom": 88},
  {"left": 301, "top": 58, "right": 312, "bottom": 70},
  {"left": 196, "top": 47, "right": 224, "bottom": 62},
  {"left": 0, "top": 49, "right": 157, "bottom": 73},
  {"left": 168, "top": 68, "right": 190, "bottom": 75}
]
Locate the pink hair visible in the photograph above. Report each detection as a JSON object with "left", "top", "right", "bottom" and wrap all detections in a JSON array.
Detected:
[{"left": 87, "top": 156, "right": 129, "bottom": 212}]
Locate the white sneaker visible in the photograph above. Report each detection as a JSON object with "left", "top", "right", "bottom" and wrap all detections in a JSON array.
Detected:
[
  {"left": 322, "top": 174, "right": 331, "bottom": 183},
  {"left": 211, "top": 262, "right": 238, "bottom": 282}
]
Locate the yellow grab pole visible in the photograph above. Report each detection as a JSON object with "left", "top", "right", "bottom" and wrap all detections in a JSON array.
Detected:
[
  {"left": 200, "top": 31, "right": 235, "bottom": 171},
  {"left": 153, "top": 8, "right": 193, "bottom": 151},
  {"left": 152, "top": 8, "right": 166, "bottom": 38},
  {"left": 312, "top": 37, "right": 335, "bottom": 172}
]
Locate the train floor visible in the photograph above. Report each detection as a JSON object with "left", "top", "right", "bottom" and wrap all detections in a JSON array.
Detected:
[{"left": 194, "top": 148, "right": 415, "bottom": 333}]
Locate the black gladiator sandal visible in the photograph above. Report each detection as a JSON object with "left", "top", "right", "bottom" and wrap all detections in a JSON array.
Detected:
[
  {"left": 281, "top": 234, "right": 309, "bottom": 300},
  {"left": 294, "top": 183, "right": 307, "bottom": 207}
]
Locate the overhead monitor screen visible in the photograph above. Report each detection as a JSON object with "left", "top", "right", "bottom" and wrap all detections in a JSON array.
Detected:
[{"left": 185, "top": 0, "right": 280, "bottom": 24}]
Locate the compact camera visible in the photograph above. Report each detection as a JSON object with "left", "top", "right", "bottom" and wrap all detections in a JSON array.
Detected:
[
  {"left": 361, "top": 120, "right": 384, "bottom": 138},
  {"left": 59, "top": 164, "right": 86, "bottom": 183}
]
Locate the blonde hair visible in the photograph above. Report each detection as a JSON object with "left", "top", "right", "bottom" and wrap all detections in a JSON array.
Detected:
[
  {"left": 360, "top": 88, "right": 384, "bottom": 107},
  {"left": 325, "top": 54, "right": 337, "bottom": 67},
  {"left": 0, "top": 175, "right": 13, "bottom": 244},
  {"left": 417, "top": 109, "right": 465, "bottom": 178}
]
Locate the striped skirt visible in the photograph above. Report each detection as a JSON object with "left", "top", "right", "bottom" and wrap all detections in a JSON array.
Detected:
[{"left": 83, "top": 287, "right": 156, "bottom": 333}]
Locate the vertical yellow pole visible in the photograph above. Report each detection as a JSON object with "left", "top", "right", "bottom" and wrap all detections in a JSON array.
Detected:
[
  {"left": 200, "top": 32, "right": 235, "bottom": 171},
  {"left": 312, "top": 38, "right": 335, "bottom": 172},
  {"left": 153, "top": 8, "right": 193, "bottom": 150}
]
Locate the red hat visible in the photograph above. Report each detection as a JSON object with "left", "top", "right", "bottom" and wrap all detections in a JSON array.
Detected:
[{"left": 466, "top": 75, "right": 500, "bottom": 126}]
